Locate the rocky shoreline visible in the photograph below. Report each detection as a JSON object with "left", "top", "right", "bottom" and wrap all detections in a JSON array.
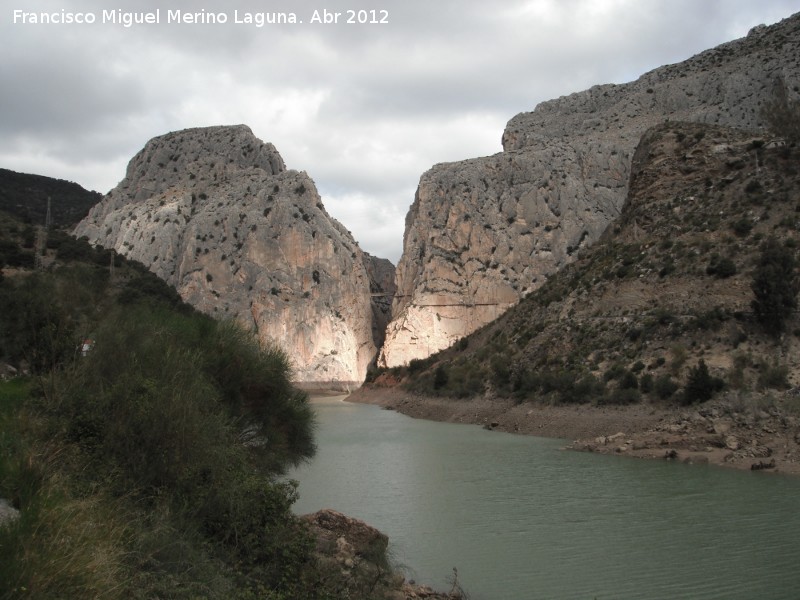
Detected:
[
  {"left": 302, "top": 508, "right": 463, "bottom": 600},
  {"left": 347, "top": 385, "right": 800, "bottom": 476}
]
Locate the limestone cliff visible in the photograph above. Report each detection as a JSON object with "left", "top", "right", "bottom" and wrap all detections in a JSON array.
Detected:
[
  {"left": 75, "top": 125, "right": 391, "bottom": 387},
  {"left": 380, "top": 12, "right": 800, "bottom": 367},
  {"left": 362, "top": 252, "right": 396, "bottom": 350}
]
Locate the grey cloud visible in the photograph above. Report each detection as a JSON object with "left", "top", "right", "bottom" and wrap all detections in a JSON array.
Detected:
[{"left": 2, "top": 0, "right": 799, "bottom": 261}]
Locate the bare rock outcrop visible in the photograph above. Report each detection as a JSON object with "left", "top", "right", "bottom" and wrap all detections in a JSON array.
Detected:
[
  {"left": 380, "top": 13, "right": 800, "bottom": 367},
  {"left": 0, "top": 498, "right": 20, "bottom": 527},
  {"left": 75, "top": 125, "right": 391, "bottom": 387},
  {"left": 302, "top": 509, "right": 460, "bottom": 600}
]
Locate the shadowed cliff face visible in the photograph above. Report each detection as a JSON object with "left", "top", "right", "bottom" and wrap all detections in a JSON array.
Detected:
[
  {"left": 379, "top": 13, "right": 800, "bottom": 368},
  {"left": 75, "top": 125, "right": 392, "bottom": 386}
]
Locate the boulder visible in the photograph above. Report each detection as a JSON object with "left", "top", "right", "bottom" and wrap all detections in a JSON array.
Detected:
[
  {"left": 302, "top": 508, "right": 388, "bottom": 561},
  {"left": 725, "top": 435, "right": 741, "bottom": 451},
  {"left": 0, "top": 498, "right": 19, "bottom": 527}
]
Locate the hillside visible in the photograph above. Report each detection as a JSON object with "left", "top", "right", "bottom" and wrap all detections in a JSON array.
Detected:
[
  {"left": 380, "top": 11, "right": 800, "bottom": 367},
  {"left": 367, "top": 121, "right": 800, "bottom": 473},
  {"left": 0, "top": 168, "right": 101, "bottom": 228},
  {"left": 0, "top": 214, "right": 449, "bottom": 599}
]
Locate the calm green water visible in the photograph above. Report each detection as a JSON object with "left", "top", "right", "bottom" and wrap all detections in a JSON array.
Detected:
[{"left": 289, "top": 396, "right": 800, "bottom": 600}]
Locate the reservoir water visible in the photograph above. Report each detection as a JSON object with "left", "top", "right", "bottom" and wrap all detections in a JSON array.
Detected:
[{"left": 289, "top": 395, "right": 800, "bottom": 599}]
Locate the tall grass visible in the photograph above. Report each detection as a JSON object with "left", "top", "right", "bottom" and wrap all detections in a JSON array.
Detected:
[
  {"left": 0, "top": 259, "right": 319, "bottom": 598},
  {"left": 0, "top": 483, "right": 130, "bottom": 599}
]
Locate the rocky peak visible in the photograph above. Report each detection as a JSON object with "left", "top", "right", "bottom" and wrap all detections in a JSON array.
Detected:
[
  {"left": 128, "top": 124, "right": 284, "bottom": 197},
  {"left": 379, "top": 11, "right": 800, "bottom": 368},
  {"left": 75, "top": 125, "right": 392, "bottom": 387}
]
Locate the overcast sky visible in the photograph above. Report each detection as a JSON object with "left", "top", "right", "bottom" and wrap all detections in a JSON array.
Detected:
[{"left": 3, "top": 1, "right": 799, "bottom": 263}]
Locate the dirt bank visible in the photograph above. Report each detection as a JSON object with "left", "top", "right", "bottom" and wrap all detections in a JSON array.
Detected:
[{"left": 347, "top": 386, "right": 800, "bottom": 476}]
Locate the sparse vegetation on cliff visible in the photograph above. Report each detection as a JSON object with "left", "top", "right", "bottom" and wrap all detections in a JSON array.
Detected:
[
  {"left": 751, "top": 237, "right": 799, "bottom": 336},
  {"left": 382, "top": 123, "right": 800, "bottom": 413}
]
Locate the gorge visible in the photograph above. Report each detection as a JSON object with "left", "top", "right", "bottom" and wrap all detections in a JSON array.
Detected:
[
  {"left": 74, "top": 13, "right": 800, "bottom": 386},
  {"left": 7, "top": 7, "right": 800, "bottom": 600}
]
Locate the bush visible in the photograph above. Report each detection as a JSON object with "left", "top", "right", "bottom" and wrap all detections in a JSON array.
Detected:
[
  {"left": 600, "top": 387, "right": 641, "bottom": 405},
  {"left": 407, "top": 357, "right": 431, "bottom": 374},
  {"left": 510, "top": 368, "right": 601, "bottom": 404},
  {"left": 706, "top": 257, "right": 737, "bottom": 278},
  {"left": 562, "top": 374, "right": 603, "bottom": 404},
  {"left": 640, "top": 373, "right": 654, "bottom": 394},
  {"left": 731, "top": 217, "right": 753, "bottom": 237},
  {"left": 1, "top": 301, "right": 318, "bottom": 597},
  {"left": 683, "top": 360, "right": 724, "bottom": 404},
  {"left": 654, "top": 374, "right": 679, "bottom": 400},
  {"left": 0, "top": 272, "right": 85, "bottom": 373},
  {"left": 433, "top": 364, "right": 449, "bottom": 390},
  {"left": 619, "top": 370, "right": 639, "bottom": 390},
  {"left": 490, "top": 354, "right": 511, "bottom": 389},
  {"left": 758, "top": 363, "right": 790, "bottom": 390},
  {"left": 751, "top": 238, "right": 799, "bottom": 336},
  {"left": 603, "top": 362, "right": 626, "bottom": 382}
]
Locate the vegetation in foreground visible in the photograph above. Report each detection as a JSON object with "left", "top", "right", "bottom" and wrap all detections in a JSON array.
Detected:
[{"left": 0, "top": 220, "right": 402, "bottom": 599}]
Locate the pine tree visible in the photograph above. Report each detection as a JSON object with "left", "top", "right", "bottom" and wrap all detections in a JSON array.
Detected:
[{"left": 684, "top": 360, "right": 723, "bottom": 404}]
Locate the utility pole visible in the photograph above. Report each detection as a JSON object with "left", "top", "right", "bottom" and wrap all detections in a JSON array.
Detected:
[{"left": 34, "top": 196, "right": 51, "bottom": 270}]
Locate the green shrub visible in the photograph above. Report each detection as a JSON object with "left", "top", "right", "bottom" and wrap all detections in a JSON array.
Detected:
[
  {"left": 600, "top": 387, "right": 641, "bottom": 405},
  {"left": 433, "top": 364, "right": 449, "bottom": 390},
  {"left": 654, "top": 375, "right": 679, "bottom": 399},
  {"left": 758, "top": 363, "right": 790, "bottom": 390},
  {"left": 561, "top": 374, "right": 603, "bottom": 404},
  {"left": 619, "top": 370, "right": 639, "bottom": 390},
  {"left": 690, "top": 306, "right": 728, "bottom": 332},
  {"left": 683, "top": 360, "right": 724, "bottom": 404},
  {"left": 490, "top": 354, "right": 511, "bottom": 389},
  {"left": 751, "top": 238, "right": 799, "bottom": 336},
  {"left": 706, "top": 257, "right": 737, "bottom": 278},
  {"left": 407, "top": 357, "right": 431, "bottom": 374},
  {"left": 745, "top": 179, "right": 763, "bottom": 194},
  {"left": 603, "top": 362, "right": 626, "bottom": 382},
  {"left": 640, "top": 373, "right": 654, "bottom": 394},
  {"left": 731, "top": 218, "right": 753, "bottom": 237},
  {"left": 1, "top": 298, "right": 317, "bottom": 597},
  {"left": 0, "top": 272, "right": 87, "bottom": 374}
]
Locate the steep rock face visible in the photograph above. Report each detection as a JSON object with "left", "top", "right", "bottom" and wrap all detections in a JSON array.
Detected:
[
  {"left": 380, "top": 13, "right": 800, "bottom": 367},
  {"left": 362, "top": 252, "right": 396, "bottom": 351},
  {"left": 75, "top": 125, "right": 388, "bottom": 387}
]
